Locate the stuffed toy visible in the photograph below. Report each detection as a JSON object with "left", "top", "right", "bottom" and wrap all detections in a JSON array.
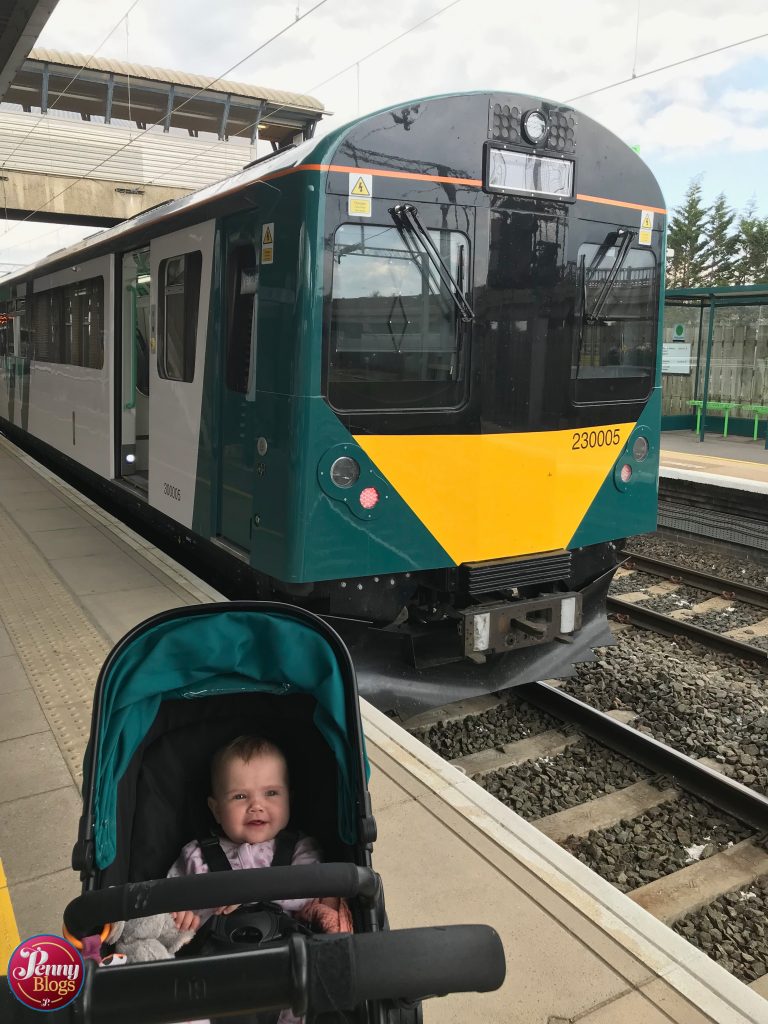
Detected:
[{"left": 107, "top": 914, "right": 195, "bottom": 962}]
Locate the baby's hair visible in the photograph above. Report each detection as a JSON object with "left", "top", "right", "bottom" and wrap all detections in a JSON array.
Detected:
[{"left": 210, "top": 735, "right": 288, "bottom": 795}]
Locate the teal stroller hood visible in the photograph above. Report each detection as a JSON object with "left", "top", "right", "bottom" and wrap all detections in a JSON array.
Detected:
[{"left": 74, "top": 601, "right": 372, "bottom": 883}]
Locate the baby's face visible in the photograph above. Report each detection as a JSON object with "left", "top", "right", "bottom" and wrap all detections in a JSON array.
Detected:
[{"left": 208, "top": 753, "right": 290, "bottom": 845}]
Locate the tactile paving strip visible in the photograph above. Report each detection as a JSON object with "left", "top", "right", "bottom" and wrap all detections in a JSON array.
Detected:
[{"left": 0, "top": 500, "right": 109, "bottom": 788}]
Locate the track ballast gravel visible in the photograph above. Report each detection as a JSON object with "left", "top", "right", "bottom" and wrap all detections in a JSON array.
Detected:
[{"left": 562, "top": 796, "right": 753, "bottom": 893}]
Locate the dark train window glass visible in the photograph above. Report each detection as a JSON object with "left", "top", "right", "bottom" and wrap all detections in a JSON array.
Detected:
[
  {"left": 0, "top": 304, "right": 10, "bottom": 357},
  {"left": 328, "top": 223, "right": 468, "bottom": 411},
  {"left": 158, "top": 251, "right": 202, "bottom": 382},
  {"left": 226, "top": 246, "right": 259, "bottom": 394},
  {"left": 65, "top": 278, "right": 104, "bottom": 369},
  {"left": 31, "top": 290, "right": 64, "bottom": 363},
  {"left": 572, "top": 243, "right": 657, "bottom": 404},
  {"left": 28, "top": 278, "right": 104, "bottom": 367}
]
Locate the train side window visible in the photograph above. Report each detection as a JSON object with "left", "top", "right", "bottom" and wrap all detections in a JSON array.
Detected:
[
  {"left": 158, "top": 252, "right": 202, "bottom": 382},
  {"left": 226, "top": 246, "right": 259, "bottom": 394},
  {"left": 0, "top": 304, "right": 10, "bottom": 357},
  {"left": 64, "top": 278, "right": 104, "bottom": 369},
  {"left": 572, "top": 242, "right": 658, "bottom": 404},
  {"left": 31, "top": 289, "right": 65, "bottom": 363}
]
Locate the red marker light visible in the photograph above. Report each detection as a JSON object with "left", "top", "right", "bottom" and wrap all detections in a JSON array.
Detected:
[
  {"left": 620, "top": 464, "right": 633, "bottom": 483},
  {"left": 359, "top": 487, "right": 379, "bottom": 509}
]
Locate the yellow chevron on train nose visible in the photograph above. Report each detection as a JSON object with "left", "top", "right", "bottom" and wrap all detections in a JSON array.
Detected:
[{"left": 355, "top": 426, "right": 635, "bottom": 565}]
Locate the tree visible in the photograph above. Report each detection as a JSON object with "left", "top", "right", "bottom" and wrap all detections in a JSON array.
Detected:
[
  {"left": 703, "top": 193, "right": 738, "bottom": 286},
  {"left": 666, "top": 178, "right": 708, "bottom": 288},
  {"left": 734, "top": 199, "right": 768, "bottom": 284}
]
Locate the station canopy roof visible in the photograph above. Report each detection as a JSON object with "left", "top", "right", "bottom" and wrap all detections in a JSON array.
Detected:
[
  {"left": 3, "top": 47, "right": 326, "bottom": 147},
  {"left": 666, "top": 284, "right": 768, "bottom": 308}
]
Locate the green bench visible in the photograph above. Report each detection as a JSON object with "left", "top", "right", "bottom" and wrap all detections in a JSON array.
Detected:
[
  {"left": 687, "top": 400, "right": 738, "bottom": 437},
  {"left": 740, "top": 403, "right": 768, "bottom": 442}
]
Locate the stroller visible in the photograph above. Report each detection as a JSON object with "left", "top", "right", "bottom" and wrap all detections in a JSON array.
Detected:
[{"left": 38, "top": 602, "right": 503, "bottom": 1023}]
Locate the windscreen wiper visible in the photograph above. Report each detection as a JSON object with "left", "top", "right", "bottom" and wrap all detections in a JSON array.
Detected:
[
  {"left": 585, "top": 228, "right": 636, "bottom": 323},
  {"left": 390, "top": 204, "right": 475, "bottom": 322}
]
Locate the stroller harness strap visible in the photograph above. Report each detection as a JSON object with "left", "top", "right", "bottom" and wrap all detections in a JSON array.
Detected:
[
  {"left": 181, "top": 831, "right": 307, "bottom": 958},
  {"left": 198, "top": 830, "right": 299, "bottom": 873}
]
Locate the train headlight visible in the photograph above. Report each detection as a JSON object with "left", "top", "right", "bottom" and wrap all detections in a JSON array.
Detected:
[
  {"left": 522, "top": 110, "right": 548, "bottom": 145},
  {"left": 330, "top": 456, "right": 360, "bottom": 488},
  {"left": 632, "top": 436, "right": 649, "bottom": 462}
]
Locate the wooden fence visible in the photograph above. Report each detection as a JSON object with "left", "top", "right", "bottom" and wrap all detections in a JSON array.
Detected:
[{"left": 662, "top": 314, "right": 768, "bottom": 418}]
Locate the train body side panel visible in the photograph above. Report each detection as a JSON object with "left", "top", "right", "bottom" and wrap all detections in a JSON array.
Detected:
[{"left": 7, "top": 255, "right": 114, "bottom": 479}]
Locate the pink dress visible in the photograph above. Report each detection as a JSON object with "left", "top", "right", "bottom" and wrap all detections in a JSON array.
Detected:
[{"left": 168, "top": 834, "right": 321, "bottom": 1024}]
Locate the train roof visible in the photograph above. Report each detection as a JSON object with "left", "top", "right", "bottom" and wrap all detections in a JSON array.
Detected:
[{"left": 0, "top": 90, "right": 665, "bottom": 288}]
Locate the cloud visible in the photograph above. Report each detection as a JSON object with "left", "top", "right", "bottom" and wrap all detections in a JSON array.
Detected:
[{"left": 4, "top": 0, "right": 762, "bottom": 266}]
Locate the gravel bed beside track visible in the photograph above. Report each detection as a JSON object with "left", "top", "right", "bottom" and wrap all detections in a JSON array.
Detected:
[
  {"left": 628, "top": 532, "right": 768, "bottom": 590},
  {"left": 564, "top": 629, "right": 768, "bottom": 794},
  {"left": 562, "top": 797, "right": 753, "bottom": 893},
  {"left": 413, "top": 698, "right": 558, "bottom": 758},
  {"left": 672, "top": 877, "right": 768, "bottom": 984},
  {"left": 481, "top": 738, "right": 651, "bottom": 817}
]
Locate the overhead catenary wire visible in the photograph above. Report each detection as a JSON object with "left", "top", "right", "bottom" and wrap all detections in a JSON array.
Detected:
[
  {"left": 567, "top": 29, "right": 768, "bottom": 102},
  {"left": 0, "top": 0, "right": 143, "bottom": 172},
  {"left": 0, "top": 0, "right": 333, "bottom": 245},
  {"left": 142, "top": 0, "right": 464, "bottom": 190}
]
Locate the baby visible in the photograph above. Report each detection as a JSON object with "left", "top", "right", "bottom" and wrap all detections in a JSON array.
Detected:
[
  {"left": 168, "top": 735, "right": 320, "bottom": 1024},
  {"left": 168, "top": 735, "right": 320, "bottom": 928}
]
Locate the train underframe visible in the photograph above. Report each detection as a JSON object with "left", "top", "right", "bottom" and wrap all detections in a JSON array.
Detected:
[{"left": 1, "top": 421, "right": 623, "bottom": 718}]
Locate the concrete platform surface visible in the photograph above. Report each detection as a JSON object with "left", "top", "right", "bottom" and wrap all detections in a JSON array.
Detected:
[
  {"left": 661, "top": 431, "right": 768, "bottom": 490},
  {"left": 0, "top": 436, "right": 767, "bottom": 1024}
]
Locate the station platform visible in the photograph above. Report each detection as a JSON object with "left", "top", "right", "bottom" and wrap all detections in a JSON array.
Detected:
[
  {"left": 661, "top": 430, "right": 768, "bottom": 491},
  {"left": 1, "top": 436, "right": 767, "bottom": 1024}
]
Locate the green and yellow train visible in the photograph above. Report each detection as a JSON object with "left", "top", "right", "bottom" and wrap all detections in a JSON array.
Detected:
[{"left": 0, "top": 90, "right": 665, "bottom": 714}]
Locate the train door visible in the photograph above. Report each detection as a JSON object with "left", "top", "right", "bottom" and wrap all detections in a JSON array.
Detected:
[
  {"left": 147, "top": 222, "right": 214, "bottom": 525},
  {"left": 216, "top": 212, "right": 261, "bottom": 551},
  {"left": 120, "top": 248, "right": 151, "bottom": 489}
]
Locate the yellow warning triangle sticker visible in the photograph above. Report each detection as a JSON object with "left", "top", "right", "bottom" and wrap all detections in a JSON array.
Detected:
[
  {"left": 641, "top": 213, "right": 652, "bottom": 230},
  {"left": 351, "top": 176, "right": 370, "bottom": 196},
  {"left": 263, "top": 225, "right": 273, "bottom": 244}
]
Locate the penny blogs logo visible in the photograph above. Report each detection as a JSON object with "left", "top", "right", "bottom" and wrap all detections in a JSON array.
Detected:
[{"left": 7, "top": 935, "right": 84, "bottom": 1011}]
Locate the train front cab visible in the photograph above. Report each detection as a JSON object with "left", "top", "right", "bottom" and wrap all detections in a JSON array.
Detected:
[{"left": 291, "top": 92, "right": 665, "bottom": 675}]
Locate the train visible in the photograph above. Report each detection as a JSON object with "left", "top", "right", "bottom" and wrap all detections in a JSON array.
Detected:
[{"left": 0, "top": 90, "right": 665, "bottom": 716}]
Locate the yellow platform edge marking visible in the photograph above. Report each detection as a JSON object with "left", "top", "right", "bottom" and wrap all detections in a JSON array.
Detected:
[
  {"left": 661, "top": 448, "right": 766, "bottom": 470},
  {"left": 0, "top": 858, "right": 21, "bottom": 972}
]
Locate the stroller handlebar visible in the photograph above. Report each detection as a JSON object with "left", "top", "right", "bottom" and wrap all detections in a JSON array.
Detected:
[
  {"left": 63, "top": 863, "right": 379, "bottom": 937},
  {"left": 0, "top": 926, "right": 506, "bottom": 1023}
]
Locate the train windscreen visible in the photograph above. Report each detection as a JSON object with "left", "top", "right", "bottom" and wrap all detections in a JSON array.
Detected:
[{"left": 327, "top": 223, "right": 469, "bottom": 411}]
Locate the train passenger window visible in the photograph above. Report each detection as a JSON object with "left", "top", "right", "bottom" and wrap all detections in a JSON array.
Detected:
[
  {"left": 28, "top": 278, "right": 104, "bottom": 367},
  {"left": 31, "top": 289, "right": 65, "bottom": 363},
  {"left": 226, "top": 246, "right": 258, "bottom": 394},
  {"left": 327, "top": 223, "right": 468, "bottom": 411},
  {"left": 65, "top": 278, "right": 104, "bottom": 369},
  {"left": 0, "top": 305, "right": 10, "bottom": 357},
  {"left": 572, "top": 243, "right": 658, "bottom": 404},
  {"left": 158, "top": 252, "right": 202, "bottom": 382}
]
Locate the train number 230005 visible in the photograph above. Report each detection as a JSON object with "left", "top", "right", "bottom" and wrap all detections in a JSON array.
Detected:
[{"left": 571, "top": 428, "right": 622, "bottom": 450}]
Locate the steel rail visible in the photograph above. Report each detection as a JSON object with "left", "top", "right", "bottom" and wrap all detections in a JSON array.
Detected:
[
  {"left": 606, "top": 595, "right": 768, "bottom": 664},
  {"left": 518, "top": 680, "right": 768, "bottom": 831},
  {"left": 622, "top": 550, "right": 768, "bottom": 610}
]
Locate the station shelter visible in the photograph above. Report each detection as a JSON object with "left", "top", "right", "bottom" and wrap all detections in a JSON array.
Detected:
[{"left": 662, "top": 284, "right": 768, "bottom": 447}]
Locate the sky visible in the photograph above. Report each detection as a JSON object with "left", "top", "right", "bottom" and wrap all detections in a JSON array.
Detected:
[{"left": 2, "top": 0, "right": 768, "bottom": 271}]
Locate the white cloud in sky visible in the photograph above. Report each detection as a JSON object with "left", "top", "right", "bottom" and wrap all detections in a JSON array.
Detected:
[{"left": 2, "top": 0, "right": 767, "bottom": 265}]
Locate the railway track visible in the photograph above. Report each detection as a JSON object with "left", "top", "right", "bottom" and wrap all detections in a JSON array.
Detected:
[
  {"left": 608, "top": 550, "right": 768, "bottom": 663},
  {"left": 405, "top": 672, "right": 768, "bottom": 987}
]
